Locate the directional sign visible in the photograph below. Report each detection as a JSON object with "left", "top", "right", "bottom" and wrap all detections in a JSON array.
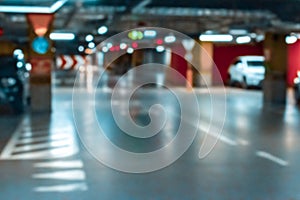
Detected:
[{"left": 56, "top": 55, "right": 86, "bottom": 70}]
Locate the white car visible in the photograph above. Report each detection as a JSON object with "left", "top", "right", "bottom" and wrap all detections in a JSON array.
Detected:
[{"left": 228, "top": 56, "right": 266, "bottom": 88}]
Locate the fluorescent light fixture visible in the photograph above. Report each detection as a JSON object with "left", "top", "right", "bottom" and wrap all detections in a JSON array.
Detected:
[
  {"left": 285, "top": 35, "right": 298, "bottom": 44},
  {"left": 144, "top": 30, "right": 157, "bottom": 38},
  {"left": 236, "top": 36, "right": 251, "bottom": 44},
  {"left": 98, "top": 26, "right": 108, "bottom": 35},
  {"left": 0, "top": 0, "right": 67, "bottom": 13},
  {"left": 50, "top": 0, "right": 67, "bottom": 13},
  {"left": 199, "top": 34, "right": 233, "bottom": 42},
  {"left": 50, "top": 33, "right": 75, "bottom": 40},
  {"left": 229, "top": 29, "right": 248, "bottom": 35},
  {"left": 85, "top": 34, "right": 94, "bottom": 42},
  {"left": 164, "top": 35, "right": 176, "bottom": 43}
]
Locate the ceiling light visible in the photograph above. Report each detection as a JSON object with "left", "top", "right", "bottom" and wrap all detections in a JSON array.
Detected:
[
  {"left": 98, "top": 26, "right": 108, "bottom": 35},
  {"left": 102, "top": 46, "right": 108, "bottom": 53},
  {"left": 106, "top": 43, "right": 113, "bottom": 48},
  {"left": 17, "top": 61, "right": 23, "bottom": 68},
  {"left": 127, "top": 47, "right": 134, "bottom": 54},
  {"left": 85, "top": 34, "right": 94, "bottom": 42},
  {"left": 0, "top": 0, "right": 67, "bottom": 13},
  {"left": 256, "top": 34, "right": 265, "bottom": 42},
  {"left": 164, "top": 35, "right": 176, "bottom": 43},
  {"left": 236, "top": 36, "right": 251, "bottom": 44},
  {"left": 285, "top": 35, "right": 298, "bottom": 44},
  {"left": 156, "top": 46, "right": 165, "bottom": 52},
  {"left": 25, "top": 63, "right": 32, "bottom": 71},
  {"left": 229, "top": 29, "right": 248, "bottom": 35},
  {"left": 120, "top": 43, "right": 127, "bottom": 50},
  {"left": 13, "top": 49, "right": 23, "bottom": 56},
  {"left": 128, "top": 30, "right": 143, "bottom": 40},
  {"left": 199, "top": 34, "right": 233, "bottom": 42},
  {"left": 78, "top": 45, "right": 84, "bottom": 52},
  {"left": 88, "top": 42, "right": 95, "bottom": 49},
  {"left": 144, "top": 30, "right": 157, "bottom": 38},
  {"left": 50, "top": 33, "right": 75, "bottom": 40}
]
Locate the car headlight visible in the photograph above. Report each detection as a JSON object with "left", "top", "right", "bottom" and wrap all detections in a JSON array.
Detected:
[
  {"left": 1, "top": 77, "right": 17, "bottom": 87},
  {"left": 294, "top": 77, "right": 300, "bottom": 85}
]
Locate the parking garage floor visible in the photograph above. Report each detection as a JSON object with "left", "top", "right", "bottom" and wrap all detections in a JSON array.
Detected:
[{"left": 0, "top": 85, "right": 300, "bottom": 200}]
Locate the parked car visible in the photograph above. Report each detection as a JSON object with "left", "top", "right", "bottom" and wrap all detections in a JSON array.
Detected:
[
  {"left": 227, "top": 56, "right": 266, "bottom": 88},
  {"left": 0, "top": 55, "right": 29, "bottom": 113},
  {"left": 294, "top": 71, "right": 300, "bottom": 104}
]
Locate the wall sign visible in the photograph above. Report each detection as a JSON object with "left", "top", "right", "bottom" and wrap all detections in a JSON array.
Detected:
[{"left": 31, "top": 36, "right": 50, "bottom": 54}]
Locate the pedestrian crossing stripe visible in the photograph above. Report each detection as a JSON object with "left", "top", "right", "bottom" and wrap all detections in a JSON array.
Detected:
[{"left": 0, "top": 117, "right": 79, "bottom": 160}]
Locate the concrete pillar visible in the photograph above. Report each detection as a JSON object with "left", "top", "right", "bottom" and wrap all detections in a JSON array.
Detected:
[
  {"left": 27, "top": 14, "right": 54, "bottom": 113},
  {"left": 199, "top": 42, "right": 214, "bottom": 86},
  {"left": 263, "top": 33, "right": 288, "bottom": 105}
]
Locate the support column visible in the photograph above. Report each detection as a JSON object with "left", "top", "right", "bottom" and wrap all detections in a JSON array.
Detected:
[
  {"left": 263, "top": 33, "right": 288, "bottom": 105},
  {"left": 27, "top": 14, "right": 54, "bottom": 113},
  {"left": 199, "top": 42, "right": 214, "bottom": 86}
]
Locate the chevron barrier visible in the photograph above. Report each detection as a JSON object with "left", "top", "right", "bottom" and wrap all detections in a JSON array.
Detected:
[{"left": 56, "top": 55, "right": 86, "bottom": 70}]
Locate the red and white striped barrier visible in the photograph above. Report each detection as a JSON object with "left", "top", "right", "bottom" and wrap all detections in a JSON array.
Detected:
[{"left": 56, "top": 55, "right": 86, "bottom": 70}]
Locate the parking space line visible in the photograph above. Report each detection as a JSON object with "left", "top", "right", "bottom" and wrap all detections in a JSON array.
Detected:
[{"left": 256, "top": 151, "right": 289, "bottom": 166}]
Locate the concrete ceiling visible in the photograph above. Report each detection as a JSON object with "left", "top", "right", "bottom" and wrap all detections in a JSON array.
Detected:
[{"left": 0, "top": 0, "right": 300, "bottom": 54}]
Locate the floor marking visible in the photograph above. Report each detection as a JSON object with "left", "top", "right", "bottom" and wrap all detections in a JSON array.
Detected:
[
  {"left": 256, "top": 151, "right": 289, "bottom": 167},
  {"left": 34, "top": 160, "right": 84, "bottom": 169},
  {"left": 21, "top": 127, "right": 73, "bottom": 138},
  {"left": 172, "top": 108, "right": 249, "bottom": 146},
  {"left": 32, "top": 170, "right": 86, "bottom": 181},
  {"left": 237, "top": 139, "right": 250, "bottom": 146},
  {"left": 34, "top": 182, "right": 88, "bottom": 192},
  {"left": 197, "top": 121, "right": 237, "bottom": 146},
  {"left": 0, "top": 119, "right": 25, "bottom": 159},
  {"left": 13, "top": 140, "right": 71, "bottom": 153},
  {"left": 17, "top": 134, "right": 70, "bottom": 145},
  {"left": 0, "top": 118, "right": 79, "bottom": 160},
  {"left": 9, "top": 146, "right": 78, "bottom": 160}
]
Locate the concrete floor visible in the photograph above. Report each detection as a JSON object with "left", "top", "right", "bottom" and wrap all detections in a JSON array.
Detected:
[{"left": 0, "top": 85, "right": 300, "bottom": 200}]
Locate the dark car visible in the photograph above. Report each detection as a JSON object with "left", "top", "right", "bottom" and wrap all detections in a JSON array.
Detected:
[
  {"left": 0, "top": 55, "right": 29, "bottom": 113},
  {"left": 294, "top": 71, "right": 300, "bottom": 105}
]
